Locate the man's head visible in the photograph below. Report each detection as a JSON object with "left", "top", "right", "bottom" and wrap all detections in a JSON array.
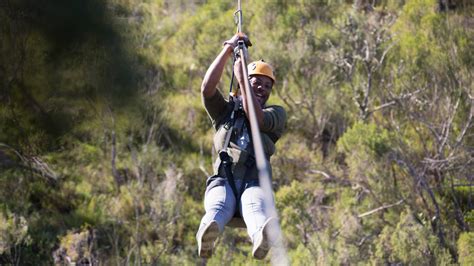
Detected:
[{"left": 247, "top": 60, "right": 275, "bottom": 107}]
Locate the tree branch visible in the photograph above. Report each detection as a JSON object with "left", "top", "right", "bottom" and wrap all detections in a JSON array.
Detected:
[{"left": 357, "top": 199, "right": 404, "bottom": 218}]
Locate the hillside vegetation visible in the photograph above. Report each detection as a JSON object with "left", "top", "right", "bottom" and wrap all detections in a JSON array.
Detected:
[{"left": 0, "top": 0, "right": 473, "bottom": 264}]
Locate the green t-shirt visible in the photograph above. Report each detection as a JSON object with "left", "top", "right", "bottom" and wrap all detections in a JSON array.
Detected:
[{"left": 202, "top": 90, "right": 286, "bottom": 179}]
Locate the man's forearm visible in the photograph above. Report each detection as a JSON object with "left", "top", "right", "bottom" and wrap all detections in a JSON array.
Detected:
[{"left": 201, "top": 44, "right": 234, "bottom": 98}]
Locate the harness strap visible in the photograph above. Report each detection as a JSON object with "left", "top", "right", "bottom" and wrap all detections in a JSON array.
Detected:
[
  {"left": 218, "top": 151, "right": 255, "bottom": 218},
  {"left": 217, "top": 97, "right": 260, "bottom": 218},
  {"left": 218, "top": 98, "right": 241, "bottom": 215},
  {"left": 219, "top": 151, "right": 239, "bottom": 203},
  {"left": 221, "top": 98, "right": 240, "bottom": 148}
]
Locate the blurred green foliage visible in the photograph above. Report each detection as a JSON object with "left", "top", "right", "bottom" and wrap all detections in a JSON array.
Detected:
[
  {"left": 0, "top": 0, "right": 473, "bottom": 264},
  {"left": 457, "top": 232, "right": 474, "bottom": 266}
]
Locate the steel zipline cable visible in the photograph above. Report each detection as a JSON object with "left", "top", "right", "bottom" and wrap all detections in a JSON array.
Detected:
[{"left": 234, "top": 1, "right": 289, "bottom": 264}]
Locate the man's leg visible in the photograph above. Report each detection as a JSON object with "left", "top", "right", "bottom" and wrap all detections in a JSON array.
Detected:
[
  {"left": 197, "top": 181, "right": 236, "bottom": 258},
  {"left": 240, "top": 185, "right": 277, "bottom": 259}
]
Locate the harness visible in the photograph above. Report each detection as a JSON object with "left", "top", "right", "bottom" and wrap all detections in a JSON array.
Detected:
[{"left": 218, "top": 96, "right": 256, "bottom": 218}]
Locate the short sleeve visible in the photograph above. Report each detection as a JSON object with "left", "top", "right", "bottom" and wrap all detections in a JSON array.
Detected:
[
  {"left": 202, "top": 90, "right": 230, "bottom": 129},
  {"left": 261, "top": 105, "right": 287, "bottom": 141}
]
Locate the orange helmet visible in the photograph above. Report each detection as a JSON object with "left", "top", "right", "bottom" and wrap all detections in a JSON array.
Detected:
[{"left": 247, "top": 60, "right": 275, "bottom": 83}]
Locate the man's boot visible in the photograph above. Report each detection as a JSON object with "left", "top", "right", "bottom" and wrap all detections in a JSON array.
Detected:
[
  {"left": 252, "top": 217, "right": 278, "bottom": 260},
  {"left": 196, "top": 221, "right": 220, "bottom": 258}
]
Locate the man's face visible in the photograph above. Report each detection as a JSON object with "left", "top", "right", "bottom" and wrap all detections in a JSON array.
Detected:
[{"left": 249, "top": 75, "right": 273, "bottom": 107}]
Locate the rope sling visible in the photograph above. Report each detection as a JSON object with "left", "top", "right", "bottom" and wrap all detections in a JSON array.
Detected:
[
  {"left": 219, "top": 1, "right": 283, "bottom": 239},
  {"left": 217, "top": 1, "right": 256, "bottom": 228}
]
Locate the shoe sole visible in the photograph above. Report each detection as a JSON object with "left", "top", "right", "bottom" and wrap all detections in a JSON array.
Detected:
[
  {"left": 253, "top": 218, "right": 277, "bottom": 260},
  {"left": 198, "top": 221, "right": 220, "bottom": 258},
  {"left": 253, "top": 236, "right": 270, "bottom": 260}
]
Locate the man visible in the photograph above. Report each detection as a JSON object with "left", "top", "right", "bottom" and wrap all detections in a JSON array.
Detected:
[{"left": 196, "top": 33, "right": 286, "bottom": 260}]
